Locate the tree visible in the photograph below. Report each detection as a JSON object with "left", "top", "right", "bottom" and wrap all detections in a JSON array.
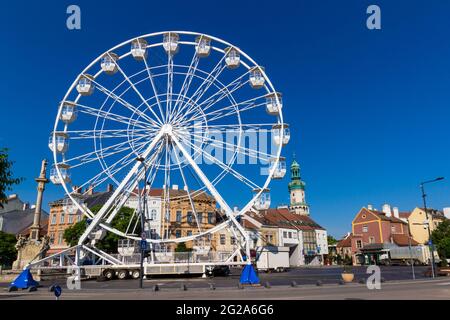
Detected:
[
  {"left": 431, "top": 220, "right": 450, "bottom": 260},
  {"left": 63, "top": 219, "right": 87, "bottom": 247},
  {"left": 175, "top": 242, "right": 192, "bottom": 253},
  {"left": 63, "top": 205, "right": 139, "bottom": 253},
  {"left": 327, "top": 235, "right": 338, "bottom": 245},
  {"left": 0, "top": 231, "right": 18, "bottom": 267},
  {"left": 0, "top": 148, "right": 23, "bottom": 208}
]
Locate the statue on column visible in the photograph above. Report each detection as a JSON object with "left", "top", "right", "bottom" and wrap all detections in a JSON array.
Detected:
[{"left": 12, "top": 159, "right": 50, "bottom": 270}]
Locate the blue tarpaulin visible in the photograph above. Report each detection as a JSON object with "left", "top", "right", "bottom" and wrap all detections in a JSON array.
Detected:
[
  {"left": 239, "top": 264, "right": 260, "bottom": 285},
  {"left": 10, "top": 269, "right": 39, "bottom": 289}
]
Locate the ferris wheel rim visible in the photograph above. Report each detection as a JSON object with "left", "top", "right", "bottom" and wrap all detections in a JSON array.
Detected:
[{"left": 52, "top": 30, "right": 285, "bottom": 244}]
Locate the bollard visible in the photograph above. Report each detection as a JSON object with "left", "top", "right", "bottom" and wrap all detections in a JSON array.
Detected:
[
  {"left": 380, "top": 277, "right": 386, "bottom": 283},
  {"left": 209, "top": 283, "right": 216, "bottom": 290},
  {"left": 28, "top": 286, "right": 37, "bottom": 292},
  {"left": 264, "top": 281, "right": 271, "bottom": 289},
  {"left": 316, "top": 280, "right": 323, "bottom": 286},
  {"left": 339, "top": 280, "right": 345, "bottom": 285},
  {"left": 238, "top": 283, "right": 244, "bottom": 290},
  {"left": 180, "top": 284, "right": 187, "bottom": 291},
  {"left": 290, "top": 281, "right": 298, "bottom": 287},
  {"left": 152, "top": 284, "right": 159, "bottom": 292}
]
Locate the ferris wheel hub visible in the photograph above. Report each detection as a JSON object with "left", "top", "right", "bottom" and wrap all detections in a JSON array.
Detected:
[{"left": 161, "top": 124, "right": 173, "bottom": 136}]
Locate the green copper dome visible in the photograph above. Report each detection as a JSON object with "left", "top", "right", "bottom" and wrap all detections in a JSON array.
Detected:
[{"left": 288, "top": 158, "right": 305, "bottom": 191}]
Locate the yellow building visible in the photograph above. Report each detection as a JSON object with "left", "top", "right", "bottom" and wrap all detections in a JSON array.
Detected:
[
  {"left": 160, "top": 188, "right": 218, "bottom": 251},
  {"left": 403, "top": 207, "right": 446, "bottom": 245}
]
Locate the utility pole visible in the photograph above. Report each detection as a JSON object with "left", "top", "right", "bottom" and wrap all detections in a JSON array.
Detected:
[
  {"left": 136, "top": 156, "right": 148, "bottom": 289},
  {"left": 420, "top": 177, "right": 444, "bottom": 279}
]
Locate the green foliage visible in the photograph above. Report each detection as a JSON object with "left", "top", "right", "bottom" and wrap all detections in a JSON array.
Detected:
[
  {"left": 0, "top": 231, "right": 17, "bottom": 267},
  {"left": 0, "top": 148, "right": 23, "bottom": 208},
  {"left": 343, "top": 254, "right": 353, "bottom": 266},
  {"left": 175, "top": 242, "right": 192, "bottom": 253},
  {"left": 327, "top": 235, "right": 338, "bottom": 245},
  {"left": 63, "top": 219, "right": 87, "bottom": 247},
  {"left": 431, "top": 220, "right": 450, "bottom": 260},
  {"left": 64, "top": 205, "right": 139, "bottom": 253}
]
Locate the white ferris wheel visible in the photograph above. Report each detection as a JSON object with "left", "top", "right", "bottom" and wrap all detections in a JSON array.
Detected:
[{"left": 48, "top": 31, "right": 290, "bottom": 262}]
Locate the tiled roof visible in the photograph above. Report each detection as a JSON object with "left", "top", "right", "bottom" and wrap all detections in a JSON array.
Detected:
[
  {"left": 392, "top": 234, "right": 419, "bottom": 246},
  {"left": 398, "top": 212, "right": 412, "bottom": 219},
  {"left": 367, "top": 209, "right": 407, "bottom": 224},
  {"left": 247, "top": 208, "right": 325, "bottom": 231},
  {"left": 337, "top": 235, "right": 352, "bottom": 248},
  {"left": 0, "top": 208, "right": 49, "bottom": 235}
]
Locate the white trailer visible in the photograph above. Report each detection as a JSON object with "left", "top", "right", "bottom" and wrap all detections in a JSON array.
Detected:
[
  {"left": 380, "top": 245, "right": 440, "bottom": 266},
  {"left": 255, "top": 246, "right": 290, "bottom": 272}
]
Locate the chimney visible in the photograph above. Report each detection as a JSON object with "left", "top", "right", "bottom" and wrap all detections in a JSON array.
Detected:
[
  {"left": 172, "top": 184, "right": 179, "bottom": 190},
  {"left": 444, "top": 207, "right": 450, "bottom": 220},
  {"left": 22, "top": 202, "right": 30, "bottom": 210},
  {"left": 368, "top": 204, "right": 373, "bottom": 210},
  {"left": 87, "top": 185, "right": 94, "bottom": 195},
  {"left": 393, "top": 207, "right": 399, "bottom": 219},
  {"left": 106, "top": 184, "right": 114, "bottom": 192},
  {"left": 183, "top": 185, "right": 188, "bottom": 191},
  {"left": 382, "top": 204, "right": 392, "bottom": 217}
]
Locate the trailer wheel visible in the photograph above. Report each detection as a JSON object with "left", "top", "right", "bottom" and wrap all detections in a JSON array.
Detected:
[
  {"left": 103, "top": 269, "right": 114, "bottom": 280},
  {"left": 131, "top": 269, "right": 140, "bottom": 279},
  {"left": 117, "top": 269, "right": 128, "bottom": 280}
]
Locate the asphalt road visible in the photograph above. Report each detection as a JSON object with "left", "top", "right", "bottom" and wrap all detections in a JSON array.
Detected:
[
  {"left": 0, "top": 265, "right": 429, "bottom": 290},
  {"left": 2, "top": 277, "right": 450, "bottom": 300}
]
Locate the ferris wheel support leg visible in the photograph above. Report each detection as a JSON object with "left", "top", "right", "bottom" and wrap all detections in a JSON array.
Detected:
[{"left": 77, "top": 131, "right": 164, "bottom": 246}]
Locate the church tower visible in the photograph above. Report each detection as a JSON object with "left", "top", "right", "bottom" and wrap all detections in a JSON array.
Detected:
[{"left": 288, "top": 157, "right": 309, "bottom": 215}]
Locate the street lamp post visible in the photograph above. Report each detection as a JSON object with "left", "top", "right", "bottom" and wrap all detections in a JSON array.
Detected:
[
  {"left": 420, "top": 177, "right": 444, "bottom": 279},
  {"left": 136, "top": 156, "right": 148, "bottom": 289}
]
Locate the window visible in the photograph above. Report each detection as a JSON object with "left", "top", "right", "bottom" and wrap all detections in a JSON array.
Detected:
[
  {"left": 150, "top": 209, "right": 157, "bottom": 221},
  {"left": 175, "top": 230, "right": 181, "bottom": 238},
  {"left": 197, "top": 213, "right": 203, "bottom": 224},
  {"left": 220, "top": 234, "right": 226, "bottom": 245},
  {"left": 369, "top": 237, "right": 375, "bottom": 244},
  {"left": 176, "top": 211, "right": 182, "bottom": 223},
  {"left": 49, "top": 233, "right": 55, "bottom": 244},
  {"left": 208, "top": 212, "right": 214, "bottom": 224},
  {"left": 362, "top": 225, "right": 368, "bottom": 233},
  {"left": 68, "top": 214, "right": 74, "bottom": 224},
  {"left": 187, "top": 230, "right": 192, "bottom": 237},
  {"left": 391, "top": 225, "right": 396, "bottom": 233},
  {"left": 267, "top": 235, "right": 273, "bottom": 243},
  {"left": 60, "top": 213, "right": 65, "bottom": 224},
  {"left": 150, "top": 229, "right": 157, "bottom": 239},
  {"left": 187, "top": 212, "right": 193, "bottom": 223},
  {"left": 283, "top": 231, "right": 287, "bottom": 238},
  {"left": 58, "top": 233, "right": 64, "bottom": 245},
  {"left": 288, "top": 232, "right": 292, "bottom": 239},
  {"left": 356, "top": 240, "right": 362, "bottom": 249},
  {"left": 51, "top": 214, "right": 56, "bottom": 225},
  {"left": 231, "top": 236, "right": 236, "bottom": 245}
]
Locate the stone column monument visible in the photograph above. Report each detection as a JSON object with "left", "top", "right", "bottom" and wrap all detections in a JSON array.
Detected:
[{"left": 13, "top": 159, "right": 51, "bottom": 270}]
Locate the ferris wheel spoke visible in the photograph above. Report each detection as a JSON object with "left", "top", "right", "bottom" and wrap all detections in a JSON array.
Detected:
[
  {"left": 186, "top": 94, "right": 267, "bottom": 124},
  {"left": 88, "top": 77, "right": 160, "bottom": 128},
  {"left": 180, "top": 69, "right": 250, "bottom": 121},
  {"left": 142, "top": 54, "right": 166, "bottom": 123},
  {"left": 111, "top": 54, "right": 164, "bottom": 125},
  {"left": 64, "top": 134, "right": 151, "bottom": 169},
  {"left": 188, "top": 131, "right": 274, "bottom": 162},
  {"left": 76, "top": 102, "right": 152, "bottom": 129},
  {"left": 172, "top": 56, "right": 227, "bottom": 123},
  {"left": 178, "top": 135, "right": 260, "bottom": 190},
  {"left": 169, "top": 53, "right": 200, "bottom": 122},
  {"left": 63, "top": 128, "right": 151, "bottom": 140},
  {"left": 172, "top": 145, "right": 202, "bottom": 233},
  {"left": 164, "top": 53, "right": 175, "bottom": 123}
]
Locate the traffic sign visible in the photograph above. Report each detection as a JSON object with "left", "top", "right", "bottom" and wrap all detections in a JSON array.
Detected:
[
  {"left": 53, "top": 285, "right": 62, "bottom": 300},
  {"left": 140, "top": 239, "right": 148, "bottom": 251}
]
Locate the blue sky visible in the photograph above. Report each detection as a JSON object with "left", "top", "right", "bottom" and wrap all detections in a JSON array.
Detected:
[{"left": 1, "top": 0, "right": 449, "bottom": 238}]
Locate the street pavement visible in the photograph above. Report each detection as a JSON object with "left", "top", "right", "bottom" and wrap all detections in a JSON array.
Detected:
[{"left": 1, "top": 265, "right": 445, "bottom": 300}]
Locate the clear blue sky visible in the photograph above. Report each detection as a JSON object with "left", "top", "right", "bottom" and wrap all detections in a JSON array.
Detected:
[{"left": 1, "top": 0, "right": 449, "bottom": 238}]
